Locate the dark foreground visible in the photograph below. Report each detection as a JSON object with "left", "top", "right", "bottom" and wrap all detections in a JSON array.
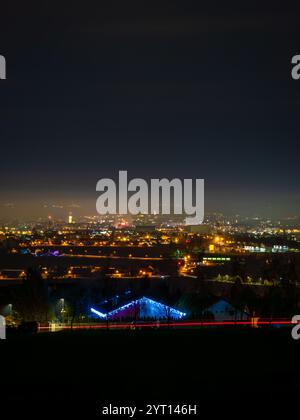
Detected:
[{"left": 1, "top": 327, "right": 299, "bottom": 418}]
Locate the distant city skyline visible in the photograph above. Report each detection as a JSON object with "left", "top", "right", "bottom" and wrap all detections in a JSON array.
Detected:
[{"left": 0, "top": 196, "right": 299, "bottom": 223}]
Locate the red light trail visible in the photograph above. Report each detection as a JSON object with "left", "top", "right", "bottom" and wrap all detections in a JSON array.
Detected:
[{"left": 38, "top": 318, "right": 295, "bottom": 332}]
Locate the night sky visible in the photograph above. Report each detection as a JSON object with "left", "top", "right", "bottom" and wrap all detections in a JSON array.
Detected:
[{"left": 1, "top": 1, "right": 300, "bottom": 219}]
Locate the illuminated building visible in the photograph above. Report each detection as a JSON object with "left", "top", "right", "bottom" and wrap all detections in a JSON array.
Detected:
[{"left": 91, "top": 296, "right": 186, "bottom": 320}]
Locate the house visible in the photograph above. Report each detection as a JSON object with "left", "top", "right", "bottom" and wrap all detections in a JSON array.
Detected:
[
  {"left": 204, "top": 298, "right": 249, "bottom": 321},
  {"left": 91, "top": 296, "right": 186, "bottom": 321}
]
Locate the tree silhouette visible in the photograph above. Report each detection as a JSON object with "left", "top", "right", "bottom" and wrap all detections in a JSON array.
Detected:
[{"left": 15, "top": 268, "right": 50, "bottom": 322}]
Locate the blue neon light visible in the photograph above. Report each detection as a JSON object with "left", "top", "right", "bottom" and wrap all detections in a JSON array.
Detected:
[
  {"left": 108, "top": 299, "right": 139, "bottom": 317},
  {"left": 90, "top": 307, "right": 107, "bottom": 318},
  {"left": 90, "top": 296, "right": 186, "bottom": 320}
]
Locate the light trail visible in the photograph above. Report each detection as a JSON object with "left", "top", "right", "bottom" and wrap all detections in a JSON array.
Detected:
[
  {"left": 62, "top": 254, "right": 163, "bottom": 260},
  {"left": 38, "top": 319, "right": 295, "bottom": 332}
]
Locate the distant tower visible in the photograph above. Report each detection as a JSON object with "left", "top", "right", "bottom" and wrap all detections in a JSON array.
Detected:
[
  {"left": 48, "top": 215, "right": 53, "bottom": 228},
  {"left": 68, "top": 212, "right": 73, "bottom": 224}
]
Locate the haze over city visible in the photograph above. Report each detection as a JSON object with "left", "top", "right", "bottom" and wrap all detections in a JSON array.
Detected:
[{"left": 1, "top": 3, "right": 300, "bottom": 220}]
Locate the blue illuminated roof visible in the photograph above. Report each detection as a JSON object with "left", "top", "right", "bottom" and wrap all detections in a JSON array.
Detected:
[{"left": 91, "top": 296, "right": 186, "bottom": 320}]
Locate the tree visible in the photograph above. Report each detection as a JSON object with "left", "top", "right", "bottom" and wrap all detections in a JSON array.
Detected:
[{"left": 14, "top": 268, "right": 50, "bottom": 322}]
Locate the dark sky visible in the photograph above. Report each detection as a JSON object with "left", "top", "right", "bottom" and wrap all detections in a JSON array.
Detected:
[{"left": 1, "top": 1, "right": 300, "bottom": 219}]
